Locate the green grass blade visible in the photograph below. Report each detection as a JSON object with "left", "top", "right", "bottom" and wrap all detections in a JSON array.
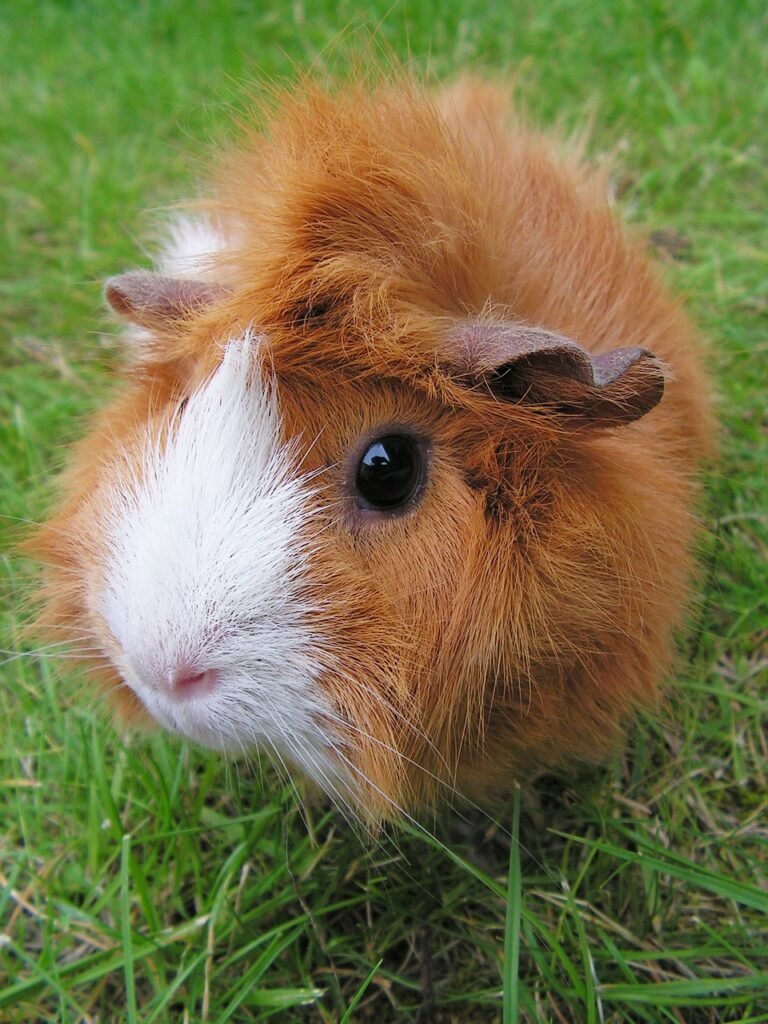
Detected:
[
  {"left": 339, "top": 958, "right": 384, "bottom": 1023},
  {"left": 120, "top": 832, "right": 138, "bottom": 1024},
  {"left": 503, "top": 783, "right": 522, "bottom": 1024},
  {"left": 599, "top": 973, "right": 768, "bottom": 1006},
  {"left": 553, "top": 831, "right": 768, "bottom": 913}
]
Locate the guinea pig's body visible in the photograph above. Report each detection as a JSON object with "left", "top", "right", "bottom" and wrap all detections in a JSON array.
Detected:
[{"left": 33, "top": 77, "right": 713, "bottom": 821}]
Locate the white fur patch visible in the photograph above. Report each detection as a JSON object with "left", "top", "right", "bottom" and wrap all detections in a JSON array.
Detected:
[
  {"left": 97, "top": 336, "right": 348, "bottom": 798},
  {"left": 158, "top": 215, "right": 229, "bottom": 278}
]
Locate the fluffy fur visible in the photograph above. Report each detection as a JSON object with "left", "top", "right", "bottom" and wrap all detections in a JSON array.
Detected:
[
  {"left": 96, "top": 336, "right": 351, "bottom": 800},
  {"left": 31, "top": 76, "right": 714, "bottom": 822}
]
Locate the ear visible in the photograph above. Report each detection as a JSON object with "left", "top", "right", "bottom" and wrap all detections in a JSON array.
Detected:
[
  {"left": 443, "top": 320, "right": 666, "bottom": 427},
  {"left": 104, "top": 271, "right": 229, "bottom": 332}
]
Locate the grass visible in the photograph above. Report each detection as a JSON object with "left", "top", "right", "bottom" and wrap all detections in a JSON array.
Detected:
[{"left": 1, "top": 0, "right": 766, "bottom": 1021}]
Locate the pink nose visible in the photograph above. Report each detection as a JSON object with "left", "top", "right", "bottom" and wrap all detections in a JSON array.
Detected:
[{"left": 170, "top": 667, "right": 219, "bottom": 698}]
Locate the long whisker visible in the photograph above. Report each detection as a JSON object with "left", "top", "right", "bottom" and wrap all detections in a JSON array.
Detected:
[
  {"left": 0, "top": 642, "right": 104, "bottom": 668},
  {"left": 318, "top": 708, "right": 456, "bottom": 795},
  {"left": 332, "top": 668, "right": 445, "bottom": 763}
]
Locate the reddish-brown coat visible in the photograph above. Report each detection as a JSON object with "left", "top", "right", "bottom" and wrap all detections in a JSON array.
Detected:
[{"left": 30, "top": 77, "right": 714, "bottom": 820}]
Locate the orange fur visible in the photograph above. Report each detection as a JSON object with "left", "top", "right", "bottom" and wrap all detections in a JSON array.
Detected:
[{"left": 31, "top": 75, "right": 714, "bottom": 821}]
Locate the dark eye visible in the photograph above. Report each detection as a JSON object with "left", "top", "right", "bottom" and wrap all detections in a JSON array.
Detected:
[{"left": 355, "top": 434, "right": 424, "bottom": 511}]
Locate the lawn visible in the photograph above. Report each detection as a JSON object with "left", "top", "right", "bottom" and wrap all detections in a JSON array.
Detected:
[{"left": 1, "top": 1, "right": 766, "bottom": 1021}]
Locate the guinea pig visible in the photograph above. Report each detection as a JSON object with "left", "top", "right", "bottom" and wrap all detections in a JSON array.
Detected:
[{"left": 31, "top": 76, "right": 714, "bottom": 823}]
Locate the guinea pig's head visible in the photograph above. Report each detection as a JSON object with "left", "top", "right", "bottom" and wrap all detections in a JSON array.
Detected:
[{"left": 32, "top": 249, "right": 670, "bottom": 823}]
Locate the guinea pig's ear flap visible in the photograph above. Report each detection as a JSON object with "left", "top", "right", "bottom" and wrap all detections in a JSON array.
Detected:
[
  {"left": 104, "top": 271, "right": 229, "bottom": 333},
  {"left": 444, "top": 321, "right": 666, "bottom": 427}
]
